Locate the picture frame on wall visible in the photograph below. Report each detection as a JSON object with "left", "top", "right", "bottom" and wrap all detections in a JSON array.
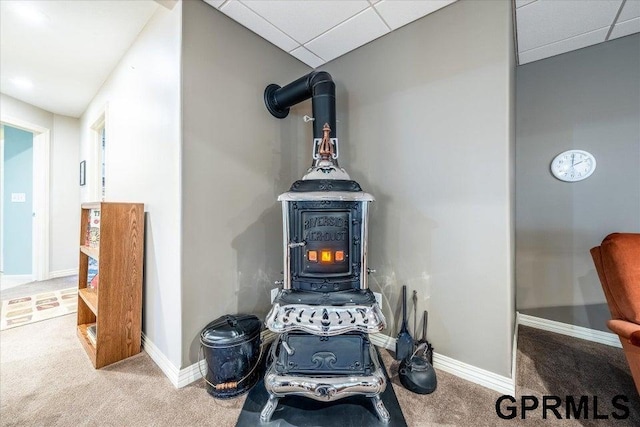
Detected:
[{"left": 80, "top": 160, "right": 86, "bottom": 186}]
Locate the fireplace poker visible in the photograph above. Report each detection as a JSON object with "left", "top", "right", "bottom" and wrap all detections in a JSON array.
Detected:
[{"left": 395, "top": 285, "right": 413, "bottom": 361}]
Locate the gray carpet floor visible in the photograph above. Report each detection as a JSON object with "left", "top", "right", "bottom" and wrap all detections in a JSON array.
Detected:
[{"left": 1, "top": 315, "right": 638, "bottom": 426}]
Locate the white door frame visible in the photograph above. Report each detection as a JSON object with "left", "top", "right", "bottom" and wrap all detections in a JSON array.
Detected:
[
  {"left": 0, "top": 114, "right": 50, "bottom": 281},
  {"left": 90, "top": 106, "right": 107, "bottom": 202},
  {"left": 0, "top": 128, "right": 4, "bottom": 273}
]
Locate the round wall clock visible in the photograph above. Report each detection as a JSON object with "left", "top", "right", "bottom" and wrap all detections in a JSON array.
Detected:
[{"left": 550, "top": 150, "right": 596, "bottom": 182}]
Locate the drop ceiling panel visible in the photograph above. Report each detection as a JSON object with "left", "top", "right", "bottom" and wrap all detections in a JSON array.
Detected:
[
  {"left": 374, "top": 0, "right": 455, "bottom": 30},
  {"left": 305, "top": 8, "right": 389, "bottom": 62},
  {"left": 618, "top": 0, "right": 640, "bottom": 21},
  {"left": 290, "top": 46, "right": 325, "bottom": 68},
  {"left": 220, "top": 1, "right": 299, "bottom": 52},
  {"left": 241, "top": 0, "right": 370, "bottom": 44},
  {"left": 609, "top": 16, "right": 640, "bottom": 39},
  {"left": 515, "top": 0, "right": 537, "bottom": 7},
  {"left": 203, "top": 0, "right": 226, "bottom": 8},
  {"left": 516, "top": 0, "right": 622, "bottom": 52},
  {"left": 518, "top": 26, "right": 609, "bottom": 64}
]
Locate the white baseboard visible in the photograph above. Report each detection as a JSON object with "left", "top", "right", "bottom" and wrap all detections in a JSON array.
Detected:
[
  {"left": 175, "top": 329, "right": 279, "bottom": 388},
  {"left": 158, "top": 329, "right": 517, "bottom": 394},
  {"left": 511, "top": 314, "right": 519, "bottom": 381},
  {"left": 517, "top": 313, "right": 621, "bottom": 348},
  {"left": 369, "top": 332, "right": 397, "bottom": 350},
  {"left": 369, "top": 333, "right": 515, "bottom": 395},
  {"left": 49, "top": 268, "right": 78, "bottom": 279},
  {"left": 433, "top": 352, "right": 515, "bottom": 395},
  {"left": 141, "top": 333, "right": 181, "bottom": 388}
]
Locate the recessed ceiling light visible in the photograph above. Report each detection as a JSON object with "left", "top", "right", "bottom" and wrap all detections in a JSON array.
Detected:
[
  {"left": 13, "top": 2, "right": 49, "bottom": 25},
  {"left": 11, "top": 77, "right": 34, "bottom": 90}
]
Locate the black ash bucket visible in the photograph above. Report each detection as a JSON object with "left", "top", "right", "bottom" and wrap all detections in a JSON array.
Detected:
[{"left": 200, "top": 314, "right": 262, "bottom": 399}]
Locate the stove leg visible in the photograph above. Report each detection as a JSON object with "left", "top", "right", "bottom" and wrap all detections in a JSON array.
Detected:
[
  {"left": 260, "top": 395, "right": 279, "bottom": 423},
  {"left": 372, "top": 395, "right": 390, "bottom": 423}
]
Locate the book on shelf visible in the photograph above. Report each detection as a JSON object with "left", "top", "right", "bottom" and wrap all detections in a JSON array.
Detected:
[
  {"left": 87, "top": 323, "right": 97, "bottom": 345},
  {"left": 88, "top": 209, "right": 101, "bottom": 248},
  {"left": 87, "top": 257, "right": 99, "bottom": 290}
]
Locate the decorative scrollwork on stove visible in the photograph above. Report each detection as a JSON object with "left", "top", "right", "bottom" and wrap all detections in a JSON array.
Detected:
[
  {"left": 314, "top": 385, "right": 338, "bottom": 399},
  {"left": 311, "top": 351, "right": 337, "bottom": 369},
  {"left": 263, "top": 343, "right": 387, "bottom": 402},
  {"left": 288, "top": 179, "right": 363, "bottom": 193},
  {"left": 265, "top": 302, "right": 386, "bottom": 336}
]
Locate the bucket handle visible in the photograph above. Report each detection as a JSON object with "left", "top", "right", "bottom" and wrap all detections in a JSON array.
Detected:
[{"left": 198, "top": 340, "right": 265, "bottom": 392}]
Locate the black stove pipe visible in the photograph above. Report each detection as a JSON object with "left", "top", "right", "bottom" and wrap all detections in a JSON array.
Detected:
[{"left": 264, "top": 71, "right": 336, "bottom": 139}]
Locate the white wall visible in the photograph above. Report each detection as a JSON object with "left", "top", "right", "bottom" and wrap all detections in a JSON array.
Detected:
[
  {"left": 79, "top": 4, "right": 182, "bottom": 368},
  {"left": 1, "top": 94, "right": 54, "bottom": 130},
  {"left": 51, "top": 115, "right": 80, "bottom": 274},
  {"left": 1, "top": 93, "right": 80, "bottom": 276}
]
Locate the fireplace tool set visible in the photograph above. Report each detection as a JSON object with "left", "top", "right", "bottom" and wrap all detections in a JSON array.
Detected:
[{"left": 396, "top": 286, "right": 437, "bottom": 395}]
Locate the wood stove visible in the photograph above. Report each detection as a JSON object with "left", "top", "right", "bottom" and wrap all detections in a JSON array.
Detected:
[{"left": 260, "top": 72, "right": 390, "bottom": 423}]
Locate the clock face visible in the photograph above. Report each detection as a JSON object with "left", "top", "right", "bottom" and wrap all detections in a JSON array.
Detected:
[{"left": 550, "top": 150, "right": 596, "bottom": 182}]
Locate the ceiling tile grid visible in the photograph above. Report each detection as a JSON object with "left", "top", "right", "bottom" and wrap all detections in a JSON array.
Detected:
[
  {"left": 611, "top": 0, "right": 640, "bottom": 39},
  {"left": 374, "top": 0, "right": 456, "bottom": 30},
  {"left": 219, "top": 1, "right": 299, "bottom": 52},
  {"left": 204, "top": 0, "right": 456, "bottom": 67},
  {"left": 516, "top": 0, "right": 622, "bottom": 52},
  {"left": 516, "top": 0, "right": 640, "bottom": 65},
  {"left": 518, "top": 26, "right": 610, "bottom": 64},
  {"left": 610, "top": 16, "right": 640, "bottom": 39},
  {"left": 305, "top": 7, "right": 390, "bottom": 62},
  {"left": 290, "top": 46, "right": 325, "bottom": 68},
  {"left": 240, "top": 0, "right": 371, "bottom": 44},
  {"left": 618, "top": 0, "right": 640, "bottom": 21}
]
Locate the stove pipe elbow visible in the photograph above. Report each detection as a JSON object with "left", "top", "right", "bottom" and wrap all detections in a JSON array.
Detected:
[{"left": 264, "top": 71, "right": 336, "bottom": 140}]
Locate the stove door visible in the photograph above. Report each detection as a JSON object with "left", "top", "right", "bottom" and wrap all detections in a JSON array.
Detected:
[
  {"left": 289, "top": 201, "right": 362, "bottom": 292},
  {"left": 275, "top": 332, "right": 371, "bottom": 376}
]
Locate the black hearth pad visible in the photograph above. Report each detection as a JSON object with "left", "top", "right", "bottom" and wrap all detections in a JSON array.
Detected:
[{"left": 235, "top": 350, "right": 407, "bottom": 427}]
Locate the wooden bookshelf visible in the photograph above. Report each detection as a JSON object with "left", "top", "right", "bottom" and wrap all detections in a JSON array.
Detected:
[
  {"left": 77, "top": 202, "right": 144, "bottom": 368},
  {"left": 80, "top": 245, "right": 100, "bottom": 260}
]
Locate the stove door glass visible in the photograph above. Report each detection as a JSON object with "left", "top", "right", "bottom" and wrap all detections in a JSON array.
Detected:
[{"left": 302, "top": 210, "right": 351, "bottom": 276}]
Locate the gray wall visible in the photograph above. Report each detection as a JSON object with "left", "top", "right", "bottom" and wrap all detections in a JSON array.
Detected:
[
  {"left": 181, "top": 0, "right": 311, "bottom": 366},
  {"left": 516, "top": 34, "right": 640, "bottom": 331},
  {"left": 323, "top": 0, "right": 515, "bottom": 377}
]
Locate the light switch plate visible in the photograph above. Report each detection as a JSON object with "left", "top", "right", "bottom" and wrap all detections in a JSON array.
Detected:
[{"left": 11, "top": 193, "right": 26, "bottom": 202}]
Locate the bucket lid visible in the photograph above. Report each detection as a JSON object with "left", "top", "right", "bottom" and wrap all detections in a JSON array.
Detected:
[{"left": 200, "top": 314, "right": 261, "bottom": 347}]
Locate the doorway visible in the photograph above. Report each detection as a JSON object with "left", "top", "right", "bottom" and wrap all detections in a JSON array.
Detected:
[
  {"left": 0, "top": 124, "right": 33, "bottom": 289},
  {"left": 0, "top": 115, "right": 50, "bottom": 291}
]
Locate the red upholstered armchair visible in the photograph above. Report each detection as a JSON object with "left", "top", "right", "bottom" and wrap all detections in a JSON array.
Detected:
[{"left": 591, "top": 233, "right": 640, "bottom": 395}]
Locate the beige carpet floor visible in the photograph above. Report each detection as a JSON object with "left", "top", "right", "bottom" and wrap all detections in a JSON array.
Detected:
[
  {"left": 1, "top": 276, "right": 78, "bottom": 302},
  {"left": 1, "top": 315, "right": 637, "bottom": 426},
  {"left": 0, "top": 288, "right": 77, "bottom": 331}
]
